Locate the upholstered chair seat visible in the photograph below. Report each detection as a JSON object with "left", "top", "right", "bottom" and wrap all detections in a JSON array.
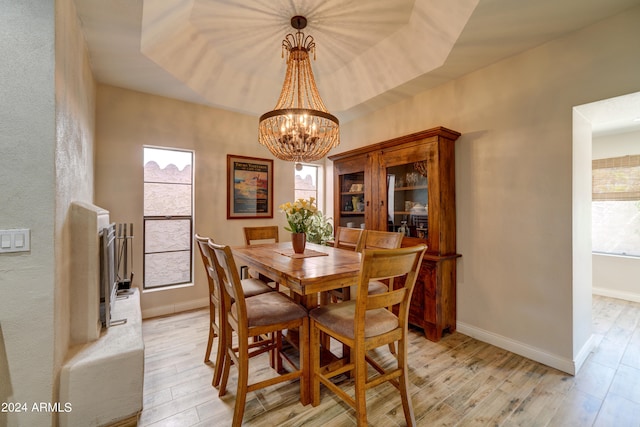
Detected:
[
  {"left": 310, "top": 300, "right": 398, "bottom": 339},
  {"left": 240, "top": 277, "right": 274, "bottom": 297},
  {"left": 366, "top": 280, "right": 389, "bottom": 295},
  {"left": 232, "top": 291, "right": 308, "bottom": 327}
]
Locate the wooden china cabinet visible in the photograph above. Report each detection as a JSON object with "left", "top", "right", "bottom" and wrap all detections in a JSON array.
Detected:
[{"left": 328, "top": 127, "right": 461, "bottom": 341}]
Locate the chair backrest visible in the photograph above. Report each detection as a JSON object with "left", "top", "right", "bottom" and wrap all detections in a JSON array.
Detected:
[
  {"left": 334, "top": 226, "right": 365, "bottom": 252},
  {"left": 243, "top": 226, "right": 279, "bottom": 245},
  {"left": 355, "top": 245, "right": 426, "bottom": 324},
  {"left": 208, "top": 241, "right": 248, "bottom": 328},
  {"left": 195, "top": 234, "right": 218, "bottom": 299},
  {"left": 360, "top": 229, "right": 403, "bottom": 251}
]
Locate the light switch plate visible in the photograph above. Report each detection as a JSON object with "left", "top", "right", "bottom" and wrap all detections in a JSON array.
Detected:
[{"left": 0, "top": 229, "right": 30, "bottom": 253}]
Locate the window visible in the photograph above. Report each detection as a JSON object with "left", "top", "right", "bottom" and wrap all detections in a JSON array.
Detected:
[
  {"left": 592, "top": 154, "right": 640, "bottom": 256},
  {"left": 143, "top": 147, "right": 194, "bottom": 288},
  {"left": 294, "top": 163, "right": 319, "bottom": 206}
]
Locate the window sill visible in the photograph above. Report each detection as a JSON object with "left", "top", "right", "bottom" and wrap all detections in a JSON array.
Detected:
[
  {"left": 592, "top": 252, "right": 640, "bottom": 260},
  {"left": 142, "top": 282, "right": 194, "bottom": 293}
]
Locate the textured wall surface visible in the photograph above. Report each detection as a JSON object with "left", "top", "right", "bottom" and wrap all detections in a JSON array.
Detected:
[
  {"left": 0, "top": 0, "right": 95, "bottom": 425},
  {"left": 54, "top": 0, "right": 96, "bottom": 398},
  {"left": 95, "top": 86, "right": 293, "bottom": 318},
  {"left": 0, "top": 2, "right": 57, "bottom": 426},
  {"left": 337, "top": 6, "right": 640, "bottom": 370}
]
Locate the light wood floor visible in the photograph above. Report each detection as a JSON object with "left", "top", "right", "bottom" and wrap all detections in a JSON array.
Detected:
[{"left": 138, "top": 295, "right": 640, "bottom": 426}]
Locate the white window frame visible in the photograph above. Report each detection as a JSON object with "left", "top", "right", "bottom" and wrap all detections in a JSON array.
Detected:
[
  {"left": 142, "top": 146, "right": 195, "bottom": 290},
  {"left": 294, "top": 163, "right": 324, "bottom": 212}
]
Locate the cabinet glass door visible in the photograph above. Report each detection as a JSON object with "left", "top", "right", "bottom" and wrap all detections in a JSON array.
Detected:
[
  {"left": 386, "top": 162, "right": 428, "bottom": 239},
  {"left": 338, "top": 171, "right": 365, "bottom": 229}
]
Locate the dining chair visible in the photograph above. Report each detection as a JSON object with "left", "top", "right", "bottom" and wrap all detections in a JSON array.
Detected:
[
  {"left": 359, "top": 230, "right": 405, "bottom": 355},
  {"left": 330, "top": 229, "right": 403, "bottom": 301},
  {"left": 324, "top": 227, "right": 365, "bottom": 306},
  {"left": 334, "top": 226, "right": 365, "bottom": 252},
  {"left": 360, "top": 230, "right": 404, "bottom": 295},
  {"left": 243, "top": 226, "right": 279, "bottom": 245},
  {"left": 241, "top": 226, "right": 280, "bottom": 289},
  {"left": 208, "top": 241, "right": 310, "bottom": 427},
  {"left": 309, "top": 244, "right": 427, "bottom": 427},
  {"left": 194, "top": 234, "right": 273, "bottom": 387},
  {"left": 195, "top": 234, "right": 223, "bottom": 370}
]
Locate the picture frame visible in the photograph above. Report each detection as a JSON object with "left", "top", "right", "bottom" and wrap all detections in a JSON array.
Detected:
[{"left": 227, "top": 155, "right": 274, "bottom": 219}]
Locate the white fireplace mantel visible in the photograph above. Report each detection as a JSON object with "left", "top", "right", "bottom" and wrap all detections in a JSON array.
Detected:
[{"left": 59, "top": 288, "right": 144, "bottom": 427}]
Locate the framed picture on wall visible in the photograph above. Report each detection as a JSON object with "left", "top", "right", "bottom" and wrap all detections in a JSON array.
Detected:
[{"left": 227, "top": 155, "right": 274, "bottom": 219}]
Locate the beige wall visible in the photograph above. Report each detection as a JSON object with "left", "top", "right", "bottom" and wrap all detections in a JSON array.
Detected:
[
  {"left": 94, "top": 86, "right": 292, "bottom": 318},
  {"left": 0, "top": 3, "right": 56, "bottom": 426},
  {"left": 55, "top": 0, "right": 96, "bottom": 384},
  {"left": 334, "top": 5, "right": 640, "bottom": 372},
  {"left": 0, "top": 0, "right": 95, "bottom": 425},
  {"left": 593, "top": 254, "right": 640, "bottom": 301},
  {"left": 593, "top": 129, "right": 640, "bottom": 159}
]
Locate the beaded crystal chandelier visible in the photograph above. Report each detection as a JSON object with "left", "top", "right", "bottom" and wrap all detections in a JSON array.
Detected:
[{"left": 258, "top": 16, "right": 340, "bottom": 163}]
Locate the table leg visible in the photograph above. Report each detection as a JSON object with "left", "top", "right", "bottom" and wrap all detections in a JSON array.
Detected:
[{"left": 299, "top": 315, "right": 310, "bottom": 405}]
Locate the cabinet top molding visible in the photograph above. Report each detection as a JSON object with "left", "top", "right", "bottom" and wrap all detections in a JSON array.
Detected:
[{"left": 328, "top": 126, "right": 461, "bottom": 162}]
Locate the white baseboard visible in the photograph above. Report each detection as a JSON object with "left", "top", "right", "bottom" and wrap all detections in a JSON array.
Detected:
[
  {"left": 142, "top": 297, "right": 208, "bottom": 319},
  {"left": 456, "top": 321, "right": 590, "bottom": 375},
  {"left": 592, "top": 287, "right": 640, "bottom": 303},
  {"left": 574, "top": 334, "right": 597, "bottom": 374}
]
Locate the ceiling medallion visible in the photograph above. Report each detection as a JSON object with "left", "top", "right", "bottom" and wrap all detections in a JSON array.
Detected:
[{"left": 258, "top": 16, "right": 340, "bottom": 163}]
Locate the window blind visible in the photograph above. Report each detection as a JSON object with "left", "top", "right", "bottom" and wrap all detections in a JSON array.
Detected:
[{"left": 592, "top": 155, "right": 640, "bottom": 201}]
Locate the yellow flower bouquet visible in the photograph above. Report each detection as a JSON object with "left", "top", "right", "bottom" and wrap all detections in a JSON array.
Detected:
[{"left": 279, "top": 197, "right": 333, "bottom": 244}]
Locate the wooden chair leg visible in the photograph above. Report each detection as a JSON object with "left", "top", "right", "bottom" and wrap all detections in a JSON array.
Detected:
[
  {"left": 218, "top": 331, "right": 233, "bottom": 396},
  {"left": 204, "top": 324, "right": 215, "bottom": 363},
  {"left": 232, "top": 339, "right": 249, "bottom": 427},
  {"left": 252, "top": 333, "right": 276, "bottom": 369},
  {"left": 299, "top": 316, "right": 310, "bottom": 405},
  {"left": 354, "top": 344, "right": 368, "bottom": 427},
  {"left": 275, "top": 331, "right": 284, "bottom": 374},
  {"left": 397, "top": 338, "right": 416, "bottom": 426},
  {"left": 212, "top": 324, "right": 225, "bottom": 387},
  {"left": 388, "top": 342, "right": 396, "bottom": 355},
  {"left": 310, "top": 319, "right": 321, "bottom": 407}
]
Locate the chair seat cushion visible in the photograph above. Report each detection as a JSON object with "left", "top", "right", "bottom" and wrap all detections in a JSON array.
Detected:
[
  {"left": 241, "top": 278, "right": 273, "bottom": 297},
  {"left": 367, "top": 280, "right": 388, "bottom": 295},
  {"left": 309, "top": 300, "right": 398, "bottom": 339},
  {"left": 233, "top": 292, "right": 308, "bottom": 327}
]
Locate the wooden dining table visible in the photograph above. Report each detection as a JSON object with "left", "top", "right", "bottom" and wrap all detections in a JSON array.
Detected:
[
  {"left": 232, "top": 241, "right": 362, "bottom": 405},
  {"left": 232, "top": 241, "right": 362, "bottom": 308}
]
